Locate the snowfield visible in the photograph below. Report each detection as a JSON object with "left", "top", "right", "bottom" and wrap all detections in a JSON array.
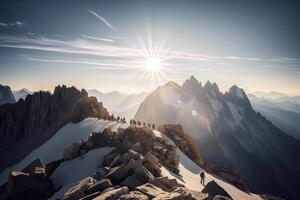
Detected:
[{"left": 0, "top": 118, "right": 120, "bottom": 184}]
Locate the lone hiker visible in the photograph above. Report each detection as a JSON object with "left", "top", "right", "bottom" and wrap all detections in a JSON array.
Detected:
[{"left": 200, "top": 171, "right": 205, "bottom": 185}]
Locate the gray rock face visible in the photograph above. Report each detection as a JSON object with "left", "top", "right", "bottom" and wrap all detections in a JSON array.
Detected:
[
  {"left": 0, "top": 85, "right": 109, "bottom": 171},
  {"left": 0, "top": 84, "right": 15, "bottom": 105},
  {"left": 134, "top": 76, "right": 300, "bottom": 200}
]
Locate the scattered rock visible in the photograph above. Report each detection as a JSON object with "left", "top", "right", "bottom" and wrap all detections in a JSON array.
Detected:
[
  {"left": 119, "top": 191, "right": 149, "bottom": 200},
  {"left": 93, "top": 186, "right": 129, "bottom": 200},
  {"left": 62, "top": 177, "right": 96, "bottom": 200},
  {"left": 149, "top": 176, "right": 183, "bottom": 192},
  {"left": 105, "top": 159, "right": 143, "bottom": 184},
  {"left": 201, "top": 180, "right": 232, "bottom": 200},
  {"left": 86, "top": 179, "right": 112, "bottom": 194}
]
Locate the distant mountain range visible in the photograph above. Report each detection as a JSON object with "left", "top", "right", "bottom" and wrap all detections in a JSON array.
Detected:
[
  {"left": 134, "top": 76, "right": 300, "bottom": 200},
  {"left": 12, "top": 88, "right": 33, "bottom": 101},
  {"left": 87, "top": 89, "right": 148, "bottom": 119},
  {"left": 248, "top": 94, "right": 300, "bottom": 140}
]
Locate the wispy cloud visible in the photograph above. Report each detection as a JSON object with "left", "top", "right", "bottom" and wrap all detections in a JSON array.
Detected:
[
  {"left": 0, "top": 34, "right": 299, "bottom": 73},
  {"left": 23, "top": 56, "right": 135, "bottom": 69},
  {"left": 0, "top": 21, "right": 27, "bottom": 28},
  {"left": 87, "top": 9, "right": 115, "bottom": 30},
  {"left": 81, "top": 34, "right": 114, "bottom": 43}
]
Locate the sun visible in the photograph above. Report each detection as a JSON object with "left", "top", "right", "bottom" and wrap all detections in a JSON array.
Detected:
[{"left": 145, "top": 56, "right": 161, "bottom": 71}]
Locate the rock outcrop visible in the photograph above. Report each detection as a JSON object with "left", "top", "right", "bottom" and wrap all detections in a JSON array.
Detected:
[
  {"left": 0, "top": 85, "right": 109, "bottom": 171},
  {"left": 0, "top": 84, "right": 15, "bottom": 105},
  {"left": 0, "top": 159, "right": 54, "bottom": 200}
]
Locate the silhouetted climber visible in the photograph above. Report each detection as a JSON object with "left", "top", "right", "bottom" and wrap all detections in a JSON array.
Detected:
[
  {"left": 143, "top": 122, "right": 146, "bottom": 127},
  {"left": 152, "top": 124, "right": 155, "bottom": 130},
  {"left": 200, "top": 171, "right": 205, "bottom": 185},
  {"left": 117, "top": 116, "right": 120, "bottom": 122},
  {"left": 138, "top": 121, "right": 141, "bottom": 126}
]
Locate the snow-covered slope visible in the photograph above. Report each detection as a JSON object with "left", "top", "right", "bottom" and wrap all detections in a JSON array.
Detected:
[
  {"left": 161, "top": 149, "right": 261, "bottom": 200},
  {"left": 156, "top": 128, "right": 261, "bottom": 199},
  {"left": 49, "top": 147, "right": 114, "bottom": 200},
  {"left": 0, "top": 118, "right": 120, "bottom": 184}
]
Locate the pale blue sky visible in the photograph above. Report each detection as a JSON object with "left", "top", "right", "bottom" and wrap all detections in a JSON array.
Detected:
[{"left": 0, "top": 0, "right": 299, "bottom": 94}]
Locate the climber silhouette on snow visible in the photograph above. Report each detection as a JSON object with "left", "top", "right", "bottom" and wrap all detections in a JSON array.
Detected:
[{"left": 200, "top": 171, "right": 205, "bottom": 185}]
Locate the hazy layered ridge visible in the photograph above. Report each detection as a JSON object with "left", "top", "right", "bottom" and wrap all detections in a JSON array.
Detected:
[
  {"left": 134, "top": 76, "right": 300, "bottom": 200},
  {"left": 249, "top": 94, "right": 300, "bottom": 140},
  {"left": 88, "top": 89, "right": 148, "bottom": 119}
]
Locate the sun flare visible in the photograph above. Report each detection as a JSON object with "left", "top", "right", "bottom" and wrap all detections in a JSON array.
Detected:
[{"left": 145, "top": 56, "right": 161, "bottom": 71}]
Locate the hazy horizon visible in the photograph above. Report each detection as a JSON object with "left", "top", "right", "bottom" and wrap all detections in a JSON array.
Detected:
[{"left": 1, "top": 0, "right": 300, "bottom": 95}]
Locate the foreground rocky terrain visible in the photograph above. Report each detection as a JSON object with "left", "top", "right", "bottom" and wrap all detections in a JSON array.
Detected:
[
  {"left": 0, "top": 122, "right": 261, "bottom": 200},
  {"left": 0, "top": 85, "right": 109, "bottom": 171}
]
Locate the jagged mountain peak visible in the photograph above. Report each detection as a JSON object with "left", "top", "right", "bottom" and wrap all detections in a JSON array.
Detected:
[
  {"left": 228, "top": 85, "right": 246, "bottom": 99},
  {"left": 182, "top": 75, "right": 202, "bottom": 90}
]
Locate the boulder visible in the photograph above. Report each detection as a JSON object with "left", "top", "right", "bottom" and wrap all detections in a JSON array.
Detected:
[
  {"left": 121, "top": 150, "right": 143, "bottom": 163},
  {"left": 22, "top": 159, "right": 45, "bottom": 174},
  {"left": 45, "top": 159, "right": 63, "bottom": 177},
  {"left": 5, "top": 170, "right": 54, "bottom": 200},
  {"left": 137, "top": 183, "right": 193, "bottom": 200},
  {"left": 121, "top": 166, "right": 154, "bottom": 189},
  {"left": 137, "top": 183, "right": 169, "bottom": 199},
  {"left": 86, "top": 179, "right": 112, "bottom": 194},
  {"left": 149, "top": 176, "right": 184, "bottom": 192},
  {"left": 93, "top": 186, "right": 129, "bottom": 200},
  {"left": 143, "top": 152, "right": 161, "bottom": 177},
  {"left": 119, "top": 191, "right": 149, "bottom": 200},
  {"left": 105, "top": 159, "right": 143, "bottom": 184},
  {"left": 201, "top": 180, "right": 232, "bottom": 200},
  {"left": 62, "top": 177, "right": 96, "bottom": 200}
]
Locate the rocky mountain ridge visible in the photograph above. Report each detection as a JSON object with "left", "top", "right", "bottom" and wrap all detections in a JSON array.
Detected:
[{"left": 0, "top": 85, "right": 109, "bottom": 172}]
